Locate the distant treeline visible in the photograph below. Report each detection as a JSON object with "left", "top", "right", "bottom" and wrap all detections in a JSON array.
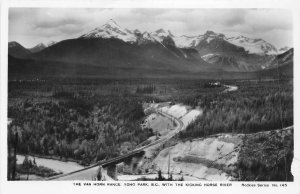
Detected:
[{"left": 136, "top": 85, "right": 156, "bottom": 94}]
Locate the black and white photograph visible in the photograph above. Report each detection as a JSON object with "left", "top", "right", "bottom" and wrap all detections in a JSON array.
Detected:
[{"left": 4, "top": 4, "right": 297, "bottom": 185}]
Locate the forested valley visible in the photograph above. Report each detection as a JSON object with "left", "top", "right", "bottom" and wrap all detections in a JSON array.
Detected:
[
  {"left": 8, "top": 83, "right": 155, "bottom": 165},
  {"left": 7, "top": 78, "right": 293, "bottom": 181}
]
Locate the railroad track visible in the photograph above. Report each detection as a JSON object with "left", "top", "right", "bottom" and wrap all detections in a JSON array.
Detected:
[{"left": 47, "top": 108, "right": 184, "bottom": 180}]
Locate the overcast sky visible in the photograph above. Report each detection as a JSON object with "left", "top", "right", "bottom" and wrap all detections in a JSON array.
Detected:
[{"left": 9, "top": 8, "right": 293, "bottom": 49}]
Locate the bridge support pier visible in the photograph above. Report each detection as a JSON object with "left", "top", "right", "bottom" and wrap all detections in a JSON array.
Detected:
[
  {"left": 106, "top": 164, "right": 117, "bottom": 180},
  {"left": 123, "top": 157, "right": 132, "bottom": 166}
]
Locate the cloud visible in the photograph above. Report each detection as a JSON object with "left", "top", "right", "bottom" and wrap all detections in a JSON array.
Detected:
[
  {"left": 34, "top": 17, "right": 85, "bottom": 29},
  {"left": 130, "top": 8, "right": 169, "bottom": 17},
  {"left": 8, "top": 8, "right": 293, "bottom": 48},
  {"left": 246, "top": 9, "right": 292, "bottom": 32}
]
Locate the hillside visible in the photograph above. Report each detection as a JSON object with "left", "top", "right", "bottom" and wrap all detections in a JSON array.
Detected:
[
  {"left": 8, "top": 41, "right": 32, "bottom": 58},
  {"left": 257, "top": 49, "right": 293, "bottom": 78}
]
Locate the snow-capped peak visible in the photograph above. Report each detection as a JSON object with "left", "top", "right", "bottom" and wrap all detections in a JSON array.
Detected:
[
  {"left": 173, "top": 35, "right": 203, "bottom": 48},
  {"left": 155, "top": 28, "right": 166, "bottom": 34},
  {"left": 152, "top": 28, "right": 173, "bottom": 37},
  {"left": 150, "top": 28, "right": 174, "bottom": 43},
  {"left": 133, "top": 29, "right": 141, "bottom": 35},
  {"left": 103, "top": 19, "right": 121, "bottom": 29},
  {"left": 141, "top": 32, "right": 156, "bottom": 41},
  {"left": 173, "top": 30, "right": 225, "bottom": 48},
  {"left": 202, "top": 30, "right": 225, "bottom": 44},
  {"left": 203, "top": 30, "right": 225, "bottom": 39},
  {"left": 80, "top": 19, "right": 137, "bottom": 43},
  {"left": 28, "top": 41, "right": 57, "bottom": 53},
  {"left": 78, "top": 20, "right": 280, "bottom": 56},
  {"left": 36, "top": 43, "right": 46, "bottom": 47},
  {"left": 278, "top": 46, "right": 291, "bottom": 54},
  {"left": 47, "top": 41, "right": 57, "bottom": 47},
  {"left": 34, "top": 41, "right": 57, "bottom": 48},
  {"left": 226, "top": 35, "right": 278, "bottom": 55}
]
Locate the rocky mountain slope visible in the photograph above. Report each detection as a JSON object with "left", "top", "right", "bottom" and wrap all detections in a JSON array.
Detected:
[
  {"left": 278, "top": 46, "right": 291, "bottom": 54},
  {"left": 226, "top": 35, "right": 278, "bottom": 55},
  {"left": 257, "top": 49, "right": 293, "bottom": 78}
]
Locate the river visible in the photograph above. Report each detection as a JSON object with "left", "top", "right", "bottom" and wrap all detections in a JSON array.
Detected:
[
  {"left": 222, "top": 84, "right": 238, "bottom": 93},
  {"left": 16, "top": 155, "right": 85, "bottom": 174}
]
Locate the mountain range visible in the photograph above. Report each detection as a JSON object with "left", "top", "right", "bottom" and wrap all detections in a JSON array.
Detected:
[{"left": 8, "top": 19, "right": 293, "bottom": 79}]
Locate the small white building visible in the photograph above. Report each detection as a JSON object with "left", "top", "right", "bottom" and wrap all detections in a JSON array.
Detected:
[{"left": 209, "top": 81, "right": 221, "bottom": 86}]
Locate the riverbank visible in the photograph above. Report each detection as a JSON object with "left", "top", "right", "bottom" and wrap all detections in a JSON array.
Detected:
[
  {"left": 16, "top": 163, "right": 61, "bottom": 180},
  {"left": 17, "top": 155, "right": 85, "bottom": 174}
]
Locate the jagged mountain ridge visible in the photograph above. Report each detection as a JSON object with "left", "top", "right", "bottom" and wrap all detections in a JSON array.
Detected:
[
  {"left": 77, "top": 20, "right": 283, "bottom": 71},
  {"left": 80, "top": 19, "right": 176, "bottom": 48},
  {"left": 226, "top": 35, "right": 277, "bottom": 55},
  {"left": 29, "top": 19, "right": 213, "bottom": 73},
  {"left": 79, "top": 20, "right": 279, "bottom": 55},
  {"left": 8, "top": 19, "right": 292, "bottom": 78}
]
